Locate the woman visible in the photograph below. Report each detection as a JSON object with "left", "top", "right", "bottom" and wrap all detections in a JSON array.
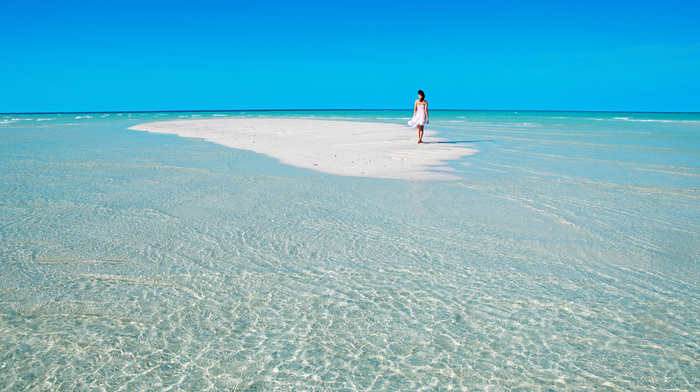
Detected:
[{"left": 408, "top": 90, "right": 429, "bottom": 143}]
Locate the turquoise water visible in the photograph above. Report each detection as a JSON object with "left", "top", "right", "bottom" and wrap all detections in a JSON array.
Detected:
[{"left": 1, "top": 111, "right": 698, "bottom": 390}]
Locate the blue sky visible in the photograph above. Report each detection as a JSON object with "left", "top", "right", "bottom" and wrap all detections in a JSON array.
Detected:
[{"left": 2, "top": 0, "right": 699, "bottom": 112}]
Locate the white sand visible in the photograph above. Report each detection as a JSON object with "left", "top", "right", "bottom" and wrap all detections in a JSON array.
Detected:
[{"left": 129, "top": 118, "right": 477, "bottom": 181}]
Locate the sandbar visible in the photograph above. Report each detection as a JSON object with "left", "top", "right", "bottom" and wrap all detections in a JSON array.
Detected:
[{"left": 129, "top": 119, "right": 477, "bottom": 181}]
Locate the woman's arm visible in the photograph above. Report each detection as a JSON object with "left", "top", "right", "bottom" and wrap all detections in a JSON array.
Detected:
[
  {"left": 425, "top": 102, "right": 429, "bottom": 123},
  {"left": 413, "top": 100, "right": 417, "bottom": 115}
]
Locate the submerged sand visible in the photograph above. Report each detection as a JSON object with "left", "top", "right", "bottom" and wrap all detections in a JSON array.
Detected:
[{"left": 129, "top": 118, "right": 477, "bottom": 181}]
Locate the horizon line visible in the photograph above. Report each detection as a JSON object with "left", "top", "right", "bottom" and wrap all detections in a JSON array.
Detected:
[{"left": 2, "top": 109, "right": 699, "bottom": 115}]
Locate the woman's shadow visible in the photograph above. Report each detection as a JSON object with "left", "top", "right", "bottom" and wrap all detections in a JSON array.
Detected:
[{"left": 421, "top": 140, "right": 494, "bottom": 144}]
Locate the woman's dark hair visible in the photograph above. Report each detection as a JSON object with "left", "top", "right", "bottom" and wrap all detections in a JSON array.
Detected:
[{"left": 418, "top": 90, "right": 425, "bottom": 102}]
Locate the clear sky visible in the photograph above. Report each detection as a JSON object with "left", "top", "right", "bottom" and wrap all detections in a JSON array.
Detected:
[{"left": 2, "top": 0, "right": 699, "bottom": 113}]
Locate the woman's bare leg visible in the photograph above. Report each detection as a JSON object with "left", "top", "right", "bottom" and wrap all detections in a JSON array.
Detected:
[{"left": 417, "top": 125, "right": 424, "bottom": 143}]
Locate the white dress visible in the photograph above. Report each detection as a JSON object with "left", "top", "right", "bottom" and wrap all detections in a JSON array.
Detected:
[{"left": 408, "top": 104, "right": 427, "bottom": 126}]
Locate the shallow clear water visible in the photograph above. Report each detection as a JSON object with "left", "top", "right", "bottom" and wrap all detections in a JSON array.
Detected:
[{"left": 1, "top": 111, "right": 699, "bottom": 390}]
